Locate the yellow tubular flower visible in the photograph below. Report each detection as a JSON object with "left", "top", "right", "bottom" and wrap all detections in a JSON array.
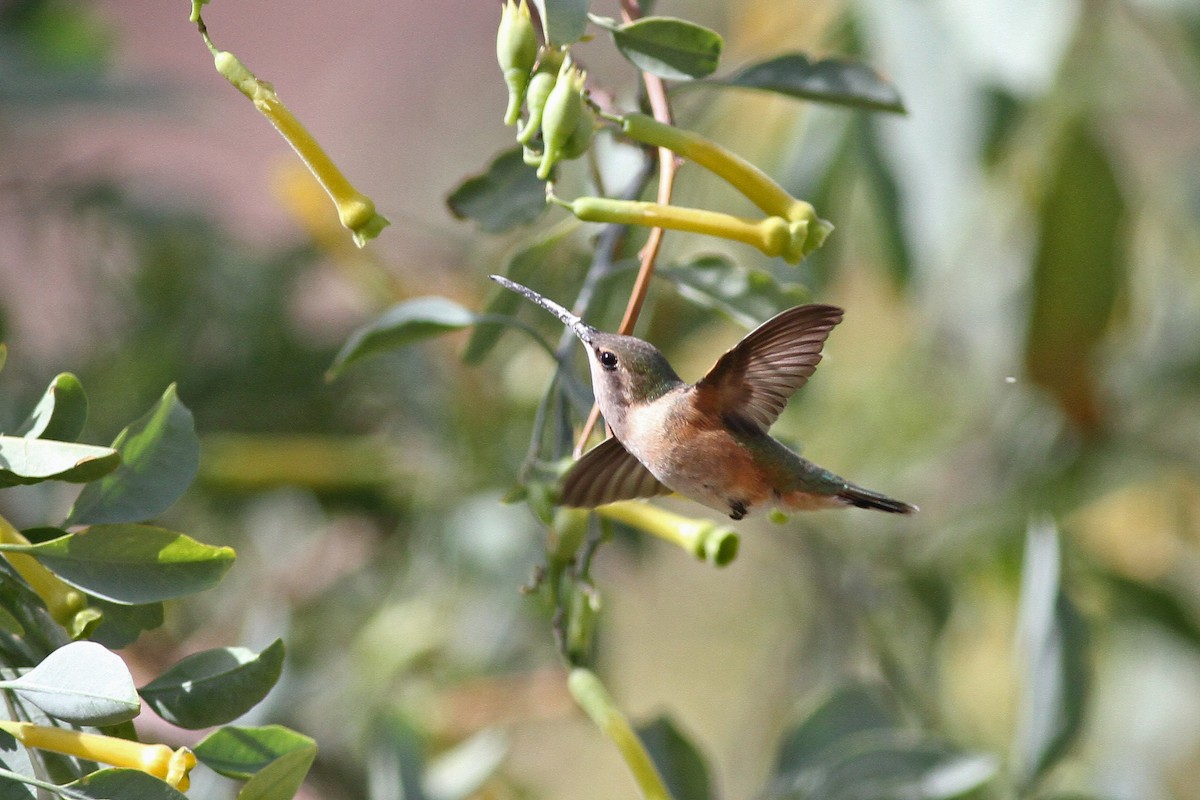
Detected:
[
  {"left": 597, "top": 501, "right": 738, "bottom": 567},
  {"left": 211, "top": 50, "right": 390, "bottom": 247},
  {"left": 0, "top": 722, "right": 196, "bottom": 791},
  {"left": 0, "top": 516, "right": 89, "bottom": 629}
]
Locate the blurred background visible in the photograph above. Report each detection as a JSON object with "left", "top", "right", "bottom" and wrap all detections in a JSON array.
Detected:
[{"left": 2, "top": 0, "right": 1200, "bottom": 798}]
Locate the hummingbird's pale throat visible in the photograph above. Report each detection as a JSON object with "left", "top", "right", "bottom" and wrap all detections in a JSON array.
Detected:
[{"left": 492, "top": 275, "right": 917, "bottom": 519}]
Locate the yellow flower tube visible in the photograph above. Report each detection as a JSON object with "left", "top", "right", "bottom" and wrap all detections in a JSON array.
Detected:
[
  {"left": 0, "top": 516, "right": 89, "bottom": 630},
  {"left": 0, "top": 722, "right": 196, "bottom": 791},
  {"left": 597, "top": 501, "right": 738, "bottom": 567}
]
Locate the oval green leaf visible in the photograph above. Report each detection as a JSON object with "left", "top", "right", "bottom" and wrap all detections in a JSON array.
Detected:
[
  {"left": 194, "top": 725, "right": 317, "bottom": 780},
  {"left": 447, "top": 148, "right": 547, "bottom": 234},
  {"left": 8, "top": 525, "right": 235, "bottom": 605},
  {"left": 636, "top": 717, "right": 713, "bottom": 800},
  {"left": 238, "top": 745, "right": 318, "bottom": 800},
  {"left": 15, "top": 373, "right": 88, "bottom": 442},
  {"left": 708, "top": 53, "right": 906, "bottom": 113},
  {"left": 0, "top": 435, "right": 119, "bottom": 489},
  {"left": 66, "top": 384, "right": 199, "bottom": 526},
  {"left": 89, "top": 598, "right": 165, "bottom": 650},
  {"left": 532, "top": 0, "right": 589, "bottom": 46},
  {"left": 0, "top": 641, "right": 139, "bottom": 726},
  {"left": 328, "top": 297, "right": 477, "bottom": 379},
  {"left": 67, "top": 768, "right": 189, "bottom": 800},
  {"left": 599, "top": 15, "right": 723, "bottom": 80},
  {"left": 139, "top": 640, "right": 284, "bottom": 729}
]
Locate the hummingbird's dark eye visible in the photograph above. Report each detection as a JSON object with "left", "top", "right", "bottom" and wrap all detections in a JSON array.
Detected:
[{"left": 598, "top": 350, "right": 618, "bottom": 371}]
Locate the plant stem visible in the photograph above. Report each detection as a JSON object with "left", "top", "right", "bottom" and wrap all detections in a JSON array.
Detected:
[{"left": 568, "top": 668, "right": 673, "bottom": 800}]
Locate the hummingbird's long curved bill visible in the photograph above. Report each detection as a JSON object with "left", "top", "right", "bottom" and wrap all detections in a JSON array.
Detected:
[{"left": 490, "top": 275, "right": 597, "bottom": 344}]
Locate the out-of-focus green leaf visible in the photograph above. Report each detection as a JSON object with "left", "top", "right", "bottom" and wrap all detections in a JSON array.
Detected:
[
  {"left": 139, "top": 640, "right": 284, "bottom": 729},
  {"left": 532, "top": 0, "right": 589, "bottom": 45},
  {"left": 0, "top": 436, "right": 118, "bottom": 488},
  {"left": 328, "top": 297, "right": 477, "bottom": 379},
  {"left": 1105, "top": 572, "right": 1200, "bottom": 647},
  {"left": 367, "top": 715, "right": 428, "bottom": 800},
  {"left": 67, "top": 768, "right": 189, "bottom": 800},
  {"left": 660, "top": 255, "right": 810, "bottom": 328},
  {"left": 14, "top": 373, "right": 87, "bottom": 442},
  {"left": 0, "top": 344, "right": 6, "bottom": 374},
  {"left": 636, "top": 716, "right": 713, "bottom": 800},
  {"left": 1012, "top": 518, "right": 1090, "bottom": 789},
  {"left": 66, "top": 384, "right": 199, "bottom": 526},
  {"left": 3, "top": 525, "right": 235, "bottom": 605},
  {"left": 231, "top": 743, "right": 317, "bottom": 800},
  {"left": 706, "top": 53, "right": 906, "bottom": 113},
  {"left": 1024, "top": 123, "right": 1125, "bottom": 433},
  {"left": 446, "top": 148, "right": 547, "bottom": 233},
  {"left": 462, "top": 230, "right": 573, "bottom": 364},
  {"left": 423, "top": 729, "right": 507, "bottom": 800},
  {"left": 773, "top": 683, "right": 896, "bottom": 777},
  {"left": 194, "top": 725, "right": 316, "bottom": 781},
  {"left": 0, "top": 641, "right": 139, "bottom": 726},
  {"left": 854, "top": 116, "right": 912, "bottom": 287},
  {"left": 592, "top": 15, "right": 723, "bottom": 80}
]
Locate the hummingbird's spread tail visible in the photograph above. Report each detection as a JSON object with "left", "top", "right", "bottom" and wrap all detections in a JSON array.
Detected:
[{"left": 836, "top": 484, "right": 918, "bottom": 514}]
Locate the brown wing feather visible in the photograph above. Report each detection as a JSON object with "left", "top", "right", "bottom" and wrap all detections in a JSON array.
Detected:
[
  {"left": 695, "top": 304, "right": 843, "bottom": 431},
  {"left": 560, "top": 436, "right": 671, "bottom": 508}
]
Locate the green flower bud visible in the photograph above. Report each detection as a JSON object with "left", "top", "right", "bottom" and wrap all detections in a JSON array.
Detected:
[
  {"left": 497, "top": 0, "right": 538, "bottom": 126},
  {"left": 538, "top": 57, "right": 587, "bottom": 179},
  {"left": 560, "top": 101, "right": 595, "bottom": 160},
  {"left": 516, "top": 58, "right": 560, "bottom": 146}
]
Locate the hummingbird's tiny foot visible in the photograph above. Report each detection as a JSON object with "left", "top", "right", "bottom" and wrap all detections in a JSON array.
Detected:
[{"left": 728, "top": 499, "right": 748, "bottom": 520}]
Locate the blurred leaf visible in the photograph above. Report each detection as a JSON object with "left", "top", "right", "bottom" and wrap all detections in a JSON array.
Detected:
[
  {"left": 1012, "top": 518, "right": 1090, "bottom": 789},
  {"left": 446, "top": 148, "right": 547, "bottom": 233},
  {"left": 462, "top": 230, "right": 572, "bottom": 364},
  {"left": 774, "top": 683, "right": 897, "bottom": 777},
  {"left": 0, "top": 641, "right": 139, "bottom": 726},
  {"left": 0, "top": 344, "right": 6, "bottom": 374},
  {"left": 14, "top": 373, "right": 87, "bottom": 442},
  {"left": 660, "top": 255, "right": 810, "bottom": 328},
  {"left": 0, "top": 436, "right": 117, "bottom": 488},
  {"left": 768, "top": 733, "right": 998, "bottom": 800},
  {"left": 236, "top": 744, "right": 318, "bottom": 800},
  {"left": 328, "top": 297, "right": 477, "bottom": 379},
  {"left": 139, "top": 640, "right": 285, "bottom": 729},
  {"left": 636, "top": 716, "right": 713, "bottom": 800},
  {"left": 423, "top": 729, "right": 507, "bottom": 800},
  {"left": 1104, "top": 572, "right": 1200, "bottom": 647},
  {"left": 706, "top": 53, "right": 906, "bottom": 113},
  {"left": 1024, "top": 123, "right": 1125, "bottom": 433},
  {"left": 592, "top": 15, "right": 723, "bottom": 80},
  {"left": 66, "top": 384, "right": 199, "bottom": 526},
  {"left": 194, "top": 725, "right": 316, "bottom": 781},
  {"left": 67, "top": 768, "right": 189, "bottom": 799},
  {"left": 87, "top": 599, "right": 163, "bottom": 650},
  {"left": 532, "top": 0, "right": 589, "bottom": 45},
  {"left": 367, "top": 715, "right": 428, "bottom": 800},
  {"left": 7, "top": 525, "right": 235, "bottom": 605},
  {"left": 854, "top": 116, "right": 912, "bottom": 287}
]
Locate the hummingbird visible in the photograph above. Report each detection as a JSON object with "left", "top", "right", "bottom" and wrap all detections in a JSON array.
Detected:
[{"left": 491, "top": 275, "right": 917, "bottom": 519}]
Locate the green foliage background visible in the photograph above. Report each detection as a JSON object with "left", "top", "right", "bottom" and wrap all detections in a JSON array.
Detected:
[{"left": 2, "top": 0, "right": 1200, "bottom": 798}]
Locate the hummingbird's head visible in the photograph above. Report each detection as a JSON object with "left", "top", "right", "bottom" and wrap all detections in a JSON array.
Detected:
[{"left": 490, "top": 275, "right": 683, "bottom": 429}]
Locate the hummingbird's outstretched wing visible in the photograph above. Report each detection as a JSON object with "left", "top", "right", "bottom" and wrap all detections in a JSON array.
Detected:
[
  {"left": 695, "top": 304, "right": 844, "bottom": 432},
  {"left": 560, "top": 436, "right": 672, "bottom": 507}
]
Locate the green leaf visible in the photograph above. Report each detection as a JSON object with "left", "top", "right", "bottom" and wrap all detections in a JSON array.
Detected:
[
  {"left": 593, "top": 15, "right": 723, "bottom": 80},
  {"left": 1024, "top": 123, "right": 1125, "bottom": 432},
  {"left": 194, "top": 725, "right": 316, "bottom": 781},
  {"left": 0, "top": 641, "right": 139, "bottom": 726},
  {"left": 366, "top": 714, "right": 428, "bottom": 800},
  {"left": 88, "top": 598, "right": 164, "bottom": 650},
  {"left": 1104, "top": 572, "right": 1200, "bottom": 647},
  {"left": 66, "top": 385, "right": 200, "bottom": 526},
  {"left": 707, "top": 53, "right": 906, "bottom": 113},
  {"left": 237, "top": 744, "right": 318, "bottom": 800},
  {"left": 660, "top": 255, "right": 811, "bottom": 328},
  {"left": 0, "top": 436, "right": 119, "bottom": 489},
  {"left": 139, "top": 640, "right": 285, "bottom": 729},
  {"left": 0, "top": 344, "right": 6, "bottom": 375},
  {"left": 67, "top": 768, "right": 189, "bottom": 800},
  {"left": 328, "top": 297, "right": 477, "bottom": 379},
  {"left": 636, "top": 717, "right": 712, "bottom": 800},
  {"left": 854, "top": 115, "right": 912, "bottom": 287},
  {"left": 773, "top": 683, "right": 897, "bottom": 777},
  {"left": 5, "top": 525, "right": 235, "bottom": 605},
  {"left": 531, "top": 0, "right": 589, "bottom": 46},
  {"left": 1012, "top": 518, "right": 1090, "bottom": 789},
  {"left": 447, "top": 148, "right": 547, "bottom": 233},
  {"left": 15, "top": 373, "right": 88, "bottom": 442}
]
